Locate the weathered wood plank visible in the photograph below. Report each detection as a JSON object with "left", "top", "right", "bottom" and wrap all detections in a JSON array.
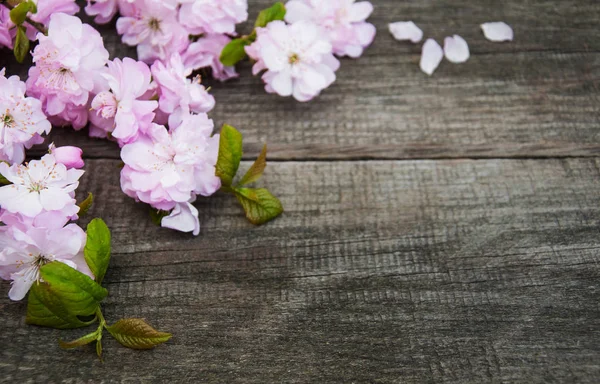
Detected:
[
  {"left": 1, "top": 0, "right": 599, "bottom": 160},
  {"left": 1, "top": 158, "right": 599, "bottom": 382}
]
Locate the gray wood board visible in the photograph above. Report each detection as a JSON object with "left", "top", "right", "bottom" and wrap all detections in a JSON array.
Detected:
[
  {"left": 1, "top": 0, "right": 598, "bottom": 160},
  {"left": 1, "top": 158, "right": 599, "bottom": 382}
]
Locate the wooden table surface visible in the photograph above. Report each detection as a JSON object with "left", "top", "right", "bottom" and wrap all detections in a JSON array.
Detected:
[{"left": 1, "top": 0, "right": 599, "bottom": 382}]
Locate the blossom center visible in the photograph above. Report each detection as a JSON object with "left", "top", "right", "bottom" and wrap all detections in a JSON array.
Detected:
[
  {"left": 28, "top": 181, "right": 47, "bottom": 193},
  {"left": 1, "top": 113, "right": 15, "bottom": 128},
  {"left": 148, "top": 18, "right": 161, "bottom": 31},
  {"left": 34, "top": 254, "right": 51, "bottom": 268},
  {"left": 288, "top": 53, "right": 300, "bottom": 65}
]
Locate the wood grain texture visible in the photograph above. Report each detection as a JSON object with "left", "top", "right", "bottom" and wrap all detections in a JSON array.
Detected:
[
  {"left": 1, "top": 158, "right": 599, "bottom": 383},
  {"left": 1, "top": 0, "right": 599, "bottom": 160}
]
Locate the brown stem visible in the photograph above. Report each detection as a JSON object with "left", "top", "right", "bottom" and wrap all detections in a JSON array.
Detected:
[{"left": 2, "top": 1, "right": 48, "bottom": 35}]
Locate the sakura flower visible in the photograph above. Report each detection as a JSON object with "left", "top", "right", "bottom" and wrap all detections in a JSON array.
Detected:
[
  {"left": 120, "top": 113, "right": 221, "bottom": 234},
  {"left": 444, "top": 35, "right": 470, "bottom": 63},
  {"left": 0, "top": 154, "right": 84, "bottom": 218},
  {"left": 26, "top": 13, "right": 109, "bottom": 130},
  {"left": 179, "top": 0, "right": 248, "bottom": 35},
  {"left": 151, "top": 54, "right": 215, "bottom": 117},
  {"left": 0, "top": 6, "right": 12, "bottom": 49},
  {"left": 0, "top": 223, "right": 91, "bottom": 301},
  {"left": 0, "top": 207, "right": 78, "bottom": 232},
  {"left": 389, "top": 21, "right": 423, "bottom": 43},
  {"left": 49, "top": 143, "right": 85, "bottom": 169},
  {"left": 85, "top": 0, "right": 120, "bottom": 24},
  {"left": 0, "top": 69, "right": 51, "bottom": 165},
  {"left": 116, "top": 0, "right": 189, "bottom": 63},
  {"left": 182, "top": 34, "right": 239, "bottom": 82},
  {"left": 89, "top": 58, "right": 157, "bottom": 145},
  {"left": 245, "top": 20, "right": 340, "bottom": 102},
  {"left": 481, "top": 22, "right": 514, "bottom": 42},
  {"left": 285, "top": 0, "right": 376, "bottom": 58},
  {"left": 420, "top": 38, "right": 443, "bottom": 76}
]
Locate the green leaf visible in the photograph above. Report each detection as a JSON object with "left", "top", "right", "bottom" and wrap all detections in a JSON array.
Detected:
[
  {"left": 77, "top": 192, "right": 94, "bottom": 217},
  {"left": 26, "top": 282, "right": 97, "bottom": 329},
  {"left": 9, "top": 2, "right": 32, "bottom": 25},
  {"left": 84, "top": 218, "right": 111, "bottom": 284},
  {"left": 149, "top": 208, "right": 171, "bottom": 226},
  {"left": 215, "top": 124, "right": 243, "bottom": 187},
  {"left": 255, "top": 2, "right": 286, "bottom": 28},
  {"left": 219, "top": 38, "right": 250, "bottom": 66},
  {"left": 238, "top": 144, "right": 268, "bottom": 186},
  {"left": 39, "top": 262, "right": 108, "bottom": 317},
  {"left": 0, "top": 174, "right": 9, "bottom": 185},
  {"left": 234, "top": 188, "right": 283, "bottom": 225},
  {"left": 59, "top": 329, "right": 100, "bottom": 349},
  {"left": 13, "top": 25, "right": 29, "bottom": 63},
  {"left": 107, "top": 318, "right": 172, "bottom": 350}
]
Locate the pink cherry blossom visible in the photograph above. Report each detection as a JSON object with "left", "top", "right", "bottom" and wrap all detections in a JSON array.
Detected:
[
  {"left": 285, "top": 0, "right": 376, "bottom": 58},
  {"left": 0, "top": 69, "right": 51, "bottom": 165},
  {"left": 0, "top": 208, "right": 78, "bottom": 232},
  {"left": 89, "top": 58, "right": 157, "bottom": 145},
  {"left": 49, "top": 143, "right": 85, "bottom": 169},
  {"left": 179, "top": 0, "right": 248, "bottom": 35},
  {"left": 0, "top": 154, "right": 84, "bottom": 218},
  {"left": 120, "top": 113, "right": 220, "bottom": 234},
  {"left": 182, "top": 34, "right": 239, "bottom": 82},
  {"left": 85, "top": 0, "right": 120, "bottom": 24},
  {"left": 116, "top": 0, "right": 189, "bottom": 63},
  {"left": 0, "top": 6, "right": 13, "bottom": 49},
  {"left": 26, "top": 13, "right": 109, "bottom": 130},
  {"left": 245, "top": 20, "right": 340, "bottom": 102},
  {"left": 0, "top": 223, "right": 91, "bottom": 301},
  {"left": 151, "top": 53, "right": 215, "bottom": 117}
]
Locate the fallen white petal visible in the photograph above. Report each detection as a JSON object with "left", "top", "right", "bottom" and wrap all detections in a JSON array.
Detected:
[
  {"left": 420, "top": 38, "right": 444, "bottom": 75},
  {"left": 389, "top": 21, "right": 423, "bottom": 43},
  {"left": 444, "top": 35, "right": 470, "bottom": 63},
  {"left": 481, "top": 22, "right": 514, "bottom": 42}
]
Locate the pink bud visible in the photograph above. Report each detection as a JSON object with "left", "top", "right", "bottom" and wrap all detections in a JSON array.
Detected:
[{"left": 50, "top": 144, "right": 84, "bottom": 169}]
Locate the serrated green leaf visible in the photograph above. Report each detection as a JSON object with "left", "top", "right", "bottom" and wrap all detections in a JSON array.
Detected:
[
  {"left": 238, "top": 144, "right": 268, "bottom": 186},
  {"left": 220, "top": 38, "right": 250, "bottom": 66},
  {"left": 77, "top": 192, "right": 93, "bottom": 217},
  {"left": 215, "top": 124, "right": 243, "bottom": 187},
  {"left": 9, "top": 2, "right": 32, "bottom": 25},
  {"left": 107, "top": 318, "right": 172, "bottom": 350},
  {"left": 26, "top": 282, "right": 97, "bottom": 329},
  {"left": 39, "top": 262, "right": 108, "bottom": 317},
  {"left": 84, "top": 218, "right": 111, "bottom": 284},
  {"left": 255, "top": 2, "right": 286, "bottom": 28},
  {"left": 149, "top": 208, "right": 171, "bottom": 226},
  {"left": 59, "top": 329, "right": 100, "bottom": 349},
  {"left": 234, "top": 188, "right": 283, "bottom": 225},
  {"left": 14, "top": 25, "right": 29, "bottom": 63}
]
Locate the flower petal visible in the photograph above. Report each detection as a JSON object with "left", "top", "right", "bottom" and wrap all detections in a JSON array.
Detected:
[
  {"left": 444, "top": 35, "right": 470, "bottom": 64},
  {"left": 481, "top": 22, "right": 514, "bottom": 42},
  {"left": 420, "top": 39, "right": 444, "bottom": 76},
  {"left": 389, "top": 21, "right": 423, "bottom": 43}
]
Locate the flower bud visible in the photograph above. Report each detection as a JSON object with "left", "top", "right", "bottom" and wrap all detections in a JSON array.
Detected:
[{"left": 49, "top": 143, "right": 84, "bottom": 169}]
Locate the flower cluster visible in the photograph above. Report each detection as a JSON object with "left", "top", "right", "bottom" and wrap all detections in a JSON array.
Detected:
[
  {"left": 86, "top": 0, "right": 246, "bottom": 81},
  {"left": 0, "top": 146, "right": 89, "bottom": 301},
  {"left": 245, "top": 0, "right": 375, "bottom": 101},
  {"left": 21, "top": 13, "right": 222, "bottom": 234},
  {"left": 0, "top": 0, "right": 79, "bottom": 49}
]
